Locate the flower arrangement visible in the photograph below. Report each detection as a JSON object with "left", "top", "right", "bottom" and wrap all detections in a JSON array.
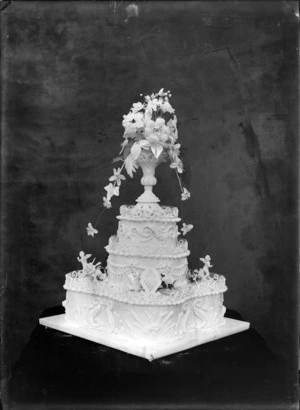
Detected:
[{"left": 87, "top": 89, "right": 192, "bottom": 236}]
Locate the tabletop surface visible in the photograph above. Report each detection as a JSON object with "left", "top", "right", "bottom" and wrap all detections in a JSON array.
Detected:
[{"left": 6, "top": 307, "right": 297, "bottom": 410}]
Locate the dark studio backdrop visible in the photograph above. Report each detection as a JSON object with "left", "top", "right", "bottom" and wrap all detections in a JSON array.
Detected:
[{"left": 1, "top": 0, "right": 298, "bottom": 399}]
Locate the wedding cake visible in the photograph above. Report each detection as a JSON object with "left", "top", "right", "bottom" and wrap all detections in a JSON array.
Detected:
[{"left": 40, "top": 89, "right": 249, "bottom": 360}]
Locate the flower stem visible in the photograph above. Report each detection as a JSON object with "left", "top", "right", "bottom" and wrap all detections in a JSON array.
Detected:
[
  {"left": 94, "top": 208, "right": 106, "bottom": 228},
  {"left": 180, "top": 198, "right": 184, "bottom": 222},
  {"left": 175, "top": 169, "right": 183, "bottom": 192},
  {"left": 174, "top": 169, "right": 185, "bottom": 221}
]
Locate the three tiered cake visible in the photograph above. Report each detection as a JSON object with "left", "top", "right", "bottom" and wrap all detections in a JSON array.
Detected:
[{"left": 40, "top": 89, "right": 249, "bottom": 360}]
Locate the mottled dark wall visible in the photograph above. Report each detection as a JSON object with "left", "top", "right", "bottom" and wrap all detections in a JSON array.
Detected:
[{"left": 2, "top": 1, "right": 298, "bottom": 375}]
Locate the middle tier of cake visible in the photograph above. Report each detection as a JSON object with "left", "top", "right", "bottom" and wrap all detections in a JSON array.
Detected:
[{"left": 104, "top": 204, "right": 190, "bottom": 290}]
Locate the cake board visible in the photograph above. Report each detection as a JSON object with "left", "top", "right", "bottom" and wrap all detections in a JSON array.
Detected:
[{"left": 39, "top": 314, "right": 250, "bottom": 361}]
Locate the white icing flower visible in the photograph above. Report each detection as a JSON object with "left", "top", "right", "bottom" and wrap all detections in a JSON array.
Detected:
[
  {"left": 103, "top": 196, "right": 112, "bottom": 209},
  {"left": 86, "top": 223, "right": 98, "bottom": 237},
  {"left": 131, "top": 102, "right": 144, "bottom": 113},
  {"left": 181, "top": 187, "right": 191, "bottom": 201},
  {"left": 147, "top": 98, "right": 160, "bottom": 112},
  {"left": 144, "top": 118, "right": 170, "bottom": 155},
  {"left": 170, "top": 159, "right": 183, "bottom": 173},
  {"left": 167, "top": 116, "right": 178, "bottom": 140},
  {"left": 163, "top": 273, "right": 175, "bottom": 286},
  {"left": 109, "top": 168, "right": 126, "bottom": 186},
  {"left": 92, "top": 269, "right": 107, "bottom": 281},
  {"left": 181, "top": 223, "right": 193, "bottom": 236},
  {"left": 99, "top": 271, "right": 107, "bottom": 280},
  {"left": 104, "top": 183, "right": 120, "bottom": 200},
  {"left": 122, "top": 111, "right": 144, "bottom": 129},
  {"left": 161, "top": 99, "right": 175, "bottom": 114},
  {"left": 168, "top": 143, "right": 181, "bottom": 160}
]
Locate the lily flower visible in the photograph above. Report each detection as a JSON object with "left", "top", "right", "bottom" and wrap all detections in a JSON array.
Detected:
[
  {"left": 181, "top": 187, "right": 191, "bottom": 201},
  {"left": 86, "top": 223, "right": 98, "bottom": 237},
  {"left": 104, "top": 183, "right": 120, "bottom": 200},
  {"left": 181, "top": 223, "right": 193, "bottom": 236},
  {"left": 109, "top": 168, "right": 126, "bottom": 186},
  {"left": 131, "top": 102, "right": 144, "bottom": 113},
  {"left": 122, "top": 112, "right": 144, "bottom": 129},
  {"left": 161, "top": 99, "right": 175, "bottom": 114},
  {"left": 170, "top": 159, "right": 183, "bottom": 173},
  {"left": 168, "top": 143, "right": 181, "bottom": 160},
  {"left": 103, "top": 196, "right": 112, "bottom": 209}
]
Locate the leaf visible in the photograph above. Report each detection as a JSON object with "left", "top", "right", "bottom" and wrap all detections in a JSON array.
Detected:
[
  {"left": 139, "top": 140, "right": 150, "bottom": 149},
  {"left": 124, "top": 153, "right": 138, "bottom": 178},
  {"left": 123, "top": 140, "right": 134, "bottom": 159},
  {"left": 131, "top": 142, "right": 142, "bottom": 160},
  {"left": 112, "top": 156, "right": 123, "bottom": 163},
  {"left": 151, "top": 144, "right": 163, "bottom": 159},
  {"left": 119, "top": 138, "right": 129, "bottom": 154}
]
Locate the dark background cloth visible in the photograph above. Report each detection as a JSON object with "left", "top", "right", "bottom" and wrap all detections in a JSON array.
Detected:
[
  {"left": 1, "top": 1, "right": 298, "bottom": 408},
  {"left": 5, "top": 308, "right": 297, "bottom": 410}
]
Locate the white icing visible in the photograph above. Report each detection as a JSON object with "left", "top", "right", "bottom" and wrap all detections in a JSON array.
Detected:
[
  {"left": 63, "top": 194, "right": 227, "bottom": 344},
  {"left": 118, "top": 204, "right": 180, "bottom": 222},
  {"left": 105, "top": 235, "right": 190, "bottom": 258},
  {"left": 64, "top": 272, "right": 227, "bottom": 306},
  {"left": 63, "top": 291, "right": 226, "bottom": 342}
]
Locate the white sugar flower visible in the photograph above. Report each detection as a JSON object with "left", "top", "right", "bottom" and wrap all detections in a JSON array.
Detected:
[
  {"left": 104, "top": 183, "right": 120, "bottom": 200},
  {"left": 181, "top": 188, "right": 191, "bottom": 201},
  {"left": 131, "top": 102, "right": 144, "bottom": 113},
  {"left": 109, "top": 168, "right": 126, "bottom": 186},
  {"left": 145, "top": 118, "right": 170, "bottom": 144},
  {"left": 163, "top": 273, "right": 175, "bottom": 286},
  {"left": 181, "top": 223, "right": 193, "bottom": 236},
  {"left": 122, "top": 112, "right": 144, "bottom": 129},
  {"left": 86, "top": 223, "right": 98, "bottom": 237},
  {"left": 157, "top": 88, "right": 166, "bottom": 97},
  {"left": 168, "top": 143, "right": 181, "bottom": 160},
  {"left": 161, "top": 99, "right": 175, "bottom": 114},
  {"left": 146, "top": 97, "right": 160, "bottom": 114},
  {"left": 103, "top": 196, "right": 112, "bottom": 209},
  {"left": 170, "top": 159, "right": 183, "bottom": 173},
  {"left": 99, "top": 271, "right": 107, "bottom": 280},
  {"left": 167, "top": 116, "right": 178, "bottom": 140}
]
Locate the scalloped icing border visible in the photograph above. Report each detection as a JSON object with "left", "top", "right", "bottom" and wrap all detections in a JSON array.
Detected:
[
  {"left": 118, "top": 205, "right": 181, "bottom": 223},
  {"left": 63, "top": 273, "right": 227, "bottom": 306}
]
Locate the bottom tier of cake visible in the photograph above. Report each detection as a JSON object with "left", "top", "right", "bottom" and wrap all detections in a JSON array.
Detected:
[
  {"left": 39, "top": 271, "right": 250, "bottom": 360},
  {"left": 63, "top": 290, "right": 226, "bottom": 342}
]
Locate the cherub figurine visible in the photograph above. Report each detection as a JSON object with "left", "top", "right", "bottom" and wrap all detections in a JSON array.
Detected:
[
  {"left": 197, "top": 255, "right": 213, "bottom": 279},
  {"left": 77, "top": 251, "right": 101, "bottom": 276},
  {"left": 77, "top": 251, "right": 92, "bottom": 270}
]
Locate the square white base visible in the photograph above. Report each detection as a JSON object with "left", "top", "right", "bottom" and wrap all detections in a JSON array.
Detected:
[{"left": 39, "top": 314, "right": 250, "bottom": 361}]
